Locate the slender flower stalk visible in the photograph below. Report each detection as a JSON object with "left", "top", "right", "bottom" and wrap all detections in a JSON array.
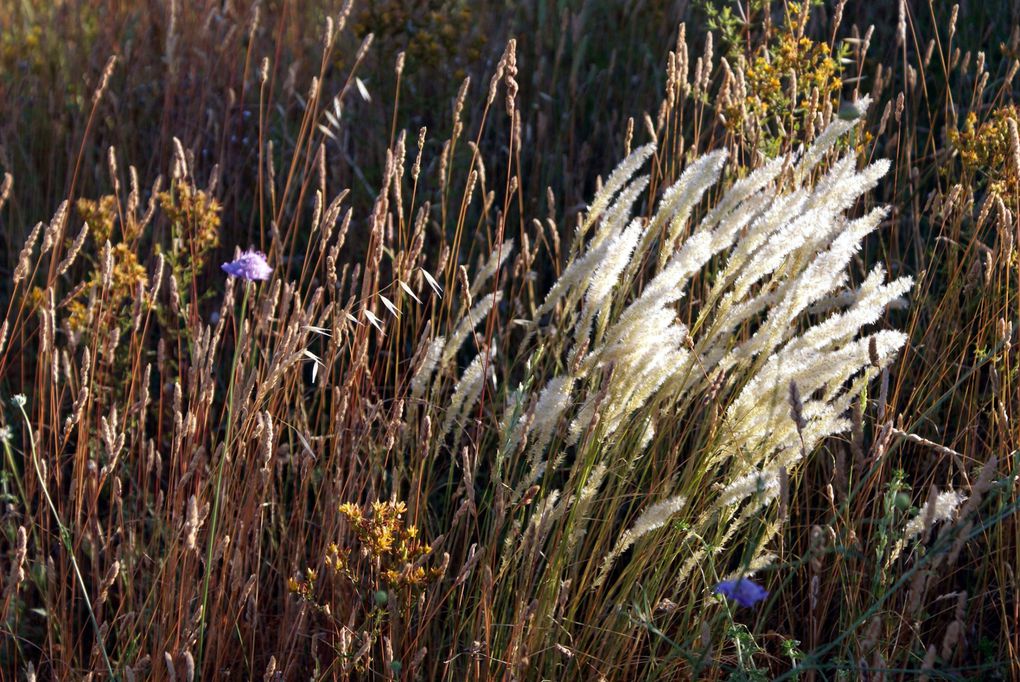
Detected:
[{"left": 198, "top": 279, "right": 252, "bottom": 668}]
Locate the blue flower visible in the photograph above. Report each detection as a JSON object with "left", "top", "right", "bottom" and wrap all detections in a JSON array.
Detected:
[
  {"left": 713, "top": 578, "right": 768, "bottom": 608},
  {"left": 221, "top": 250, "right": 272, "bottom": 281}
]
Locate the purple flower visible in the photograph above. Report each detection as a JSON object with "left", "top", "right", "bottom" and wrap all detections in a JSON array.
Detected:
[
  {"left": 713, "top": 578, "right": 768, "bottom": 608},
  {"left": 221, "top": 250, "right": 272, "bottom": 281}
]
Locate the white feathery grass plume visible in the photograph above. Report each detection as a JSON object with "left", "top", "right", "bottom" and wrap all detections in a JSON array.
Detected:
[
  {"left": 515, "top": 375, "right": 576, "bottom": 495},
  {"left": 601, "top": 340, "right": 685, "bottom": 432},
  {"left": 807, "top": 156, "right": 888, "bottom": 214},
  {"left": 707, "top": 188, "right": 811, "bottom": 300},
  {"left": 726, "top": 206, "right": 891, "bottom": 363},
  {"left": 573, "top": 218, "right": 646, "bottom": 348},
  {"left": 536, "top": 177, "right": 650, "bottom": 321},
  {"left": 796, "top": 95, "right": 871, "bottom": 177},
  {"left": 903, "top": 491, "right": 966, "bottom": 541},
  {"left": 520, "top": 101, "right": 908, "bottom": 589},
  {"left": 588, "top": 175, "right": 650, "bottom": 251},
  {"left": 802, "top": 161, "right": 891, "bottom": 239},
  {"left": 717, "top": 469, "right": 781, "bottom": 508},
  {"left": 723, "top": 330, "right": 907, "bottom": 457},
  {"left": 411, "top": 336, "right": 445, "bottom": 399},
  {"left": 700, "top": 154, "right": 787, "bottom": 239},
  {"left": 566, "top": 461, "right": 609, "bottom": 550},
  {"left": 697, "top": 177, "right": 897, "bottom": 380},
  {"left": 470, "top": 239, "right": 514, "bottom": 297},
  {"left": 724, "top": 205, "right": 830, "bottom": 304},
  {"left": 655, "top": 149, "right": 728, "bottom": 267},
  {"left": 576, "top": 463, "right": 608, "bottom": 509},
  {"left": 534, "top": 244, "right": 604, "bottom": 319},
  {"left": 569, "top": 306, "right": 689, "bottom": 444},
  {"left": 581, "top": 143, "right": 656, "bottom": 235},
  {"left": 725, "top": 550, "right": 778, "bottom": 582},
  {"left": 731, "top": 330, "right": 904, "bottom": 426},
  {"left": 787, "top": 268, "right": 914, "bottom": 354},
  {"left": 442, "top": 292, "right": 500, "bottom": 364},
  {"left": 441, "top": 348, "right": 495, "bottom": 440},
  {"left": 590, "top": 219, "right": 646, "bottom": 306},
  {"left": 595, "top": 494, "right": 688, "bottom": 587},
  {"left": 527, "top": 375, "right": 576, "bottom": 449},
  {"left": 801, "top": 154, "right": 856, "bottom": 210},
  {"left": 709, "top": 206, "right": 889, "bottom": 379},
  {"left": 612, "top": 147, "right": 767, "bottom": 326},
  {"left": 653, "top": 150, "right": 728, "bottom": 234},
  {"left": 887, "top": 490, "right": 967, "bottom": 566}
]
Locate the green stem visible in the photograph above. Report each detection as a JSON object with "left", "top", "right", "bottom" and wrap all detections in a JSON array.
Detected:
[
  {"left": 197, "top": 283, "right": 250, "bottom": 676},
  {"left": 14, "top": 397, "right": 116, "bottom": 679}
]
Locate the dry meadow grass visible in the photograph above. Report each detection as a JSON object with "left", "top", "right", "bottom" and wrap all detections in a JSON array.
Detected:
[{"left": 1, "top": 1, "right": 1019, "bottom": 679}]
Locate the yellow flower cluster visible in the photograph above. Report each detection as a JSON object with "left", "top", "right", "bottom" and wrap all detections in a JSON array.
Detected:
[
  {"left": 158, "top": 184, "right": 222, "bottom": 273},
  {"left": 287, "top": 568, "right": 319, "bottom": 604},
  {"left": 59, "top": 196, "right": 149, "bottom": 332},
  {"left": 66, "top": 243, "right": 148, "bottom": 332},
  {"left": 287, "top": 500, "right": 438, "bottom": 624},
  {"left": 338, "top": 500, "right": 438, "bottom": 589},
  {"left": 77, "top": 196, "right": 118, "bottom": 244},
  {"left": 950, "top": 106, "right": 1020, "bottom": 206},
  {"left": 724, "top": 4, "right": 842, "bottom": 147}
]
